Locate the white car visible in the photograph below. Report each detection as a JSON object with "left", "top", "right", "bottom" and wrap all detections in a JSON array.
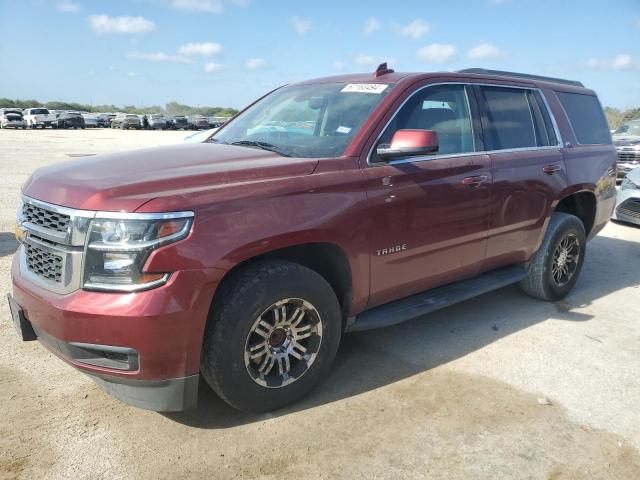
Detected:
[
  {"left": 23, "top": 108, "right": 57, "bottom": 129},
  {"left": 613, "top": 168, "right": 640, "bottom": 226},
  {"left": 0, "top": 109, "right": 26, "bottom": 129}
]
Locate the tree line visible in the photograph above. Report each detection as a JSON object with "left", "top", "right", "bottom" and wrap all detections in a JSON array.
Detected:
[
  {"left": 0, "top": 98, "right": 238, "bottom": 117},
  {"left": 604, "top": 107, "right": 640, "bottom": 130}
]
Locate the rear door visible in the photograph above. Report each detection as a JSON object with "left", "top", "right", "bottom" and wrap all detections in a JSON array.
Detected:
[
  {"left": 475, "top": 85, "right": 567, "bottom": 269},
  {"left": 365, "top": 83, "right": 492, "bottom": 308}
]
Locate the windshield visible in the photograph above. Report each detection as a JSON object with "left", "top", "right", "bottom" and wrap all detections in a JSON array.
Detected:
[
  {"left": 614, "top": 123, "right": 640, "bottom": 136},
  {"left": 212, "top": 82, "right": 393, "bottom": 158},
  {"left": 31, "top": 108, "right": 49, "bottom": 115}
]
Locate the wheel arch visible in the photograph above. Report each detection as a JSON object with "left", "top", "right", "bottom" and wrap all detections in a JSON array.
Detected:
[
  {"left": 211, "top": 241, "right": 354, "bottom": 328},
  {"left": 553, "top": 189, "right": 597, "bottom": 236}
]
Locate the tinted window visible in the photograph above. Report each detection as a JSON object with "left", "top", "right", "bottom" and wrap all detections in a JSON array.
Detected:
[
  {"left": 479, "top": 87, "right": 536, "bottom": 150},
  {"left": 556, "top": 92, "right": 611, "bottom": 145},
  {"left": 377, "top": 84, "right": 474, "bottom": 157}
]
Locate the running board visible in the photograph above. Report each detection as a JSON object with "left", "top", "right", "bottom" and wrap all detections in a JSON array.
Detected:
[{"left": 347, "top": 265, "right": 527, "bottom": 332}]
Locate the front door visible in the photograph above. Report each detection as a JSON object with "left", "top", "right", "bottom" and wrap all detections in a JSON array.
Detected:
[{"left": 365, "top": 83, "right": 492, "bottom": 308}]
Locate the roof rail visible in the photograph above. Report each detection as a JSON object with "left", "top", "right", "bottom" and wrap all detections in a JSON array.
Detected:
[{"left": 457, "top": 68, "right": 584, "bottom": 88}]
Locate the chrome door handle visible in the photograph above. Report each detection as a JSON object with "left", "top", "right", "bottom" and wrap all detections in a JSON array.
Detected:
[
  {"left": 462, "top": 175, "right": 489, "bottom": 188},
  {"left": 543, "top": 164, "right": 562, "bottom": 174}
]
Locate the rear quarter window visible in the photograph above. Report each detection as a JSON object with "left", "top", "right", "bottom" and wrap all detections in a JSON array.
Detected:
[{"left": 556, "top": 92, "right": 611, "bottom": 145}]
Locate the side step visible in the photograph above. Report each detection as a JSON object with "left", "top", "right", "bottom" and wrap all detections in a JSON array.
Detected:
[{"left": 347, "top": 264, "right": 528, "bottom": 332}]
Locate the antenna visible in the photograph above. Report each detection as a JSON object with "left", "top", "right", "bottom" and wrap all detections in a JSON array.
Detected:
[{"left": 374, "top": 62, "right": 394, "bottom": 77}]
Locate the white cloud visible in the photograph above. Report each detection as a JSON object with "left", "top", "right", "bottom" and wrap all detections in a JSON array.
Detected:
[
  {"left": 178, "top": 42, "right": 222, "bottom": 56},
  {"left": 56, "top": 1, "right": 80, "bottom": 12},
  {"left": 127, "top": 72, "right": 138, "bottom": 77},
  {"left": 89, "top": 15, "right": 155, "bottom": 34},
  {"left": 467, "top": 42, "right": 504, "bottom": 60},
  {"left": 398, "top": 19, "right": 431, "bottom": 39},
  {"left": 612, "top": 54, "right": 633, "bottom": 70},
  {"left": 355, "top": 54, "right": 377, "bottom": 66},
  {"left": 364, "top": 17, "right": 381, "bottom": 35},
  {"left": 171, "top": 0, "right": 224, "bottom": 13},
  {"left": 126, "top": 51, "right": 192, "bottom": 63},
  {"left": 246, "top": 58, "right": 267, "bottom": 69},
  {"left": 417, "top": 44, "right": 457, "bottom": 63},
  {"left": 291, "top": 16, "right": 311, "bottom": 35},
  {"left": 585, "top": 54, "right": 635, "bottom": 70},
  {"left": 333, "top": 61, "right": 345, "bottom": 72},
  {"left": 204, "top": 62, "right": 224, "bottom": 73}
]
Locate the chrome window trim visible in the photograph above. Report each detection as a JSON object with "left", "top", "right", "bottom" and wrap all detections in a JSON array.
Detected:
[{"left": 366, "top": 81, "right": 564, "bottom": 167}]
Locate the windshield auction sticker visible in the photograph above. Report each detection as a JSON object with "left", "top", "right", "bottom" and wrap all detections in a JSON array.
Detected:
[{"left": 341, "top": 84, "right": 389, "bottom": 94}]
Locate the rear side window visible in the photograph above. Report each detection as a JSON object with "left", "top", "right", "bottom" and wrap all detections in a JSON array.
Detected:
[
  {"left": 556, "top": 92, "right": 611, "bottom": 145},
  {"left": 478, "top": 87, "right": 537, "bottom": 150}
]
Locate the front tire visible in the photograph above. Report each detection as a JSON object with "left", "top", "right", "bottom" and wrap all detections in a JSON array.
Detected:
[
  {"left": 519, "top": 212, "right": 586, "bottom": 301},
  {"left": 201, "top": 261, "right": 342, "bottom": 412}
]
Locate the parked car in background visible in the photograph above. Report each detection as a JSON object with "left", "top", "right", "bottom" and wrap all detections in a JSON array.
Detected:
[
  {"left": 148, "top": 114, "right": 167, "bottom": 130},
  {"left": 0, "top": 108, "right": 26, "bottom": 129},
  {"left": 81, "top": 114, "right": 99, "bottom": 128},
  {"left": 97, "top": 113, "right": 116, "bottom": 128},
  {"left": 207, "top": 116, "right": 229, "bottom": 128},
  {"left": 188, "top": 115, "right": 209, "bottom": 130},
  {"left": 613, "top": 167, "right": 640, "bottom": 225},
  {"left": 56, "top": 111, "right": 86, "bottom": 129},
  {"left": 23, "top": 108, "right": 57, "bottom": 129},
  {"left": 9, "top": 67, "right": 616, "bottom": 413},
  {"left": 111, "top": 113, "right": 142, "bottom": 129},
  {"left": 612, "top": 120, "right": 640, "bottom": 181},
  {"left": 172, "top": 115, "right": 189, "bottom": 130}
]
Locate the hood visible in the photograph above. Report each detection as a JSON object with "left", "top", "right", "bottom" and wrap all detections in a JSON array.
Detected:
[
  {"left": 23, "top": 143, "right": 319, "bottom": 211},
  {"left": 613, "top": 134, "right": 640, "bottom": 146}
]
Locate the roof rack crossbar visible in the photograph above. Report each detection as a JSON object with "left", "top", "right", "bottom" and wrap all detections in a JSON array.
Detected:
[{"left": 456, "top": 68, "right": 584, "bottom": 88}]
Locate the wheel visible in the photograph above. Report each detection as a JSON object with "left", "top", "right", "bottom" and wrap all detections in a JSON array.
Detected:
[
  {"left": 201, "top": 261, "right": 342, "bottom": 412},
  {"left": 519, "top": 212, "right": 586, "bottom": 301}
]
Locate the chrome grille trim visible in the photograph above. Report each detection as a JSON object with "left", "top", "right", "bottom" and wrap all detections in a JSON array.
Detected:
[
  {"left": 23, "top": 202, "right": 70, "bottom": 233},
  {"left": 25, "top": 242, "right": 63, "bottom": 283}
]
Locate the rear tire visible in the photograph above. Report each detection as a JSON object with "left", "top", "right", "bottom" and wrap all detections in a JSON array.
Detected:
[
  {"left": 519, "top": 212, "right": 586, "bottom": 301},
  {"left": 201, "top": 261, "right": 342, "bottom": 412}
]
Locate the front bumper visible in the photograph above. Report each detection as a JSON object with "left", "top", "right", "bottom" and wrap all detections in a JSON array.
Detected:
[{"left": 10, "top": 253, "right": 223, "bottom": 410}]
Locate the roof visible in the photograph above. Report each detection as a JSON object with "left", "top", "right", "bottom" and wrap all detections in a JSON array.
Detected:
[{"left": 292, "top": 64, "right": 593, "bottom": 94}]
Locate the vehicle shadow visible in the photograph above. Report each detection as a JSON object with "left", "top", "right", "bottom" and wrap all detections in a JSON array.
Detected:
[
  {"left": 0, "top": 232, "right": 18, "bottom": 258},
  {"left": 163, "top": 234, "right": 639, "bottom": 429}
]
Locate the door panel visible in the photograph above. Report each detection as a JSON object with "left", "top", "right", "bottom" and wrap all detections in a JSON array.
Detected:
[
  {"left": 484, "top": 149, "right": 566, "bottom": 269},
  {"left": 365, "top": 153, "right": 492, "bottom": 309}
]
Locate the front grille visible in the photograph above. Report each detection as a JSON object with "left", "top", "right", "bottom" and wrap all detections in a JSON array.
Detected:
[
  {"left": 617, "top": 151, "right": 640, "bottom": 163},
  {"left": 23, "top": 203, "right": 70, "bottom": 233},
  {"left": 25, "top": 243, "right": 63, "bottom": 283},
  {"left": 617, "top": 199, "right": 640, "bottom": 219}
]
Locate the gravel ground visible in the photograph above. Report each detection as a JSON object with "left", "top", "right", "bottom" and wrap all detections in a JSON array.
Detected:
[{"left": 1, "top": 128, "right": 639, "bottom": 480}]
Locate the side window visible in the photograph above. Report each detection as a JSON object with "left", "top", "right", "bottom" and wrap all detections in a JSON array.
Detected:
[
  {"left": 479, "top": 86, "right": 537, "bottom": 150},
  {"left": 556, "top": 92, "right": 611, "bottom": 145},
  {"left": 378, "top": 84, "right": 475, "bottom": 157}
]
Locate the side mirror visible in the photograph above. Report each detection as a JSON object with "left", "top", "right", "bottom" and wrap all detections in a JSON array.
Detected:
[{"left": 376, "top": 129, "right": 439, "bottom": 160}]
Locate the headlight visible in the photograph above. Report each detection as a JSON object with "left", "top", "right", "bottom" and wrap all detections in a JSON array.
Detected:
[
  {"left": 83, "top": 212, "right": 193, "bottom": 292},
  {"left": 621, "top": 176, "right": 640, "bottom": 191}
]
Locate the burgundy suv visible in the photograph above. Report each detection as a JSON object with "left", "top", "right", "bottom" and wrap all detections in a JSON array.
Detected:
[{"left": 9, "top": 66, "right": 617, "bottom": 412}]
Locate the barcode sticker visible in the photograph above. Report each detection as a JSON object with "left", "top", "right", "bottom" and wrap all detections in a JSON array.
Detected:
[{"left": 341, "top": 84, "right": 388, "bottom": 94}]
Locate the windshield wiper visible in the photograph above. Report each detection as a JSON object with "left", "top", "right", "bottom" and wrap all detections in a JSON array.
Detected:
[{"left": 229, "top": 140, "right": 291, "bottom": 157}]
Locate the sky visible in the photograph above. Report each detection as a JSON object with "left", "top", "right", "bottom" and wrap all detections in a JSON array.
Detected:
[{"left": 0, "top": 0, "right": 639, "bottom": 110}]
